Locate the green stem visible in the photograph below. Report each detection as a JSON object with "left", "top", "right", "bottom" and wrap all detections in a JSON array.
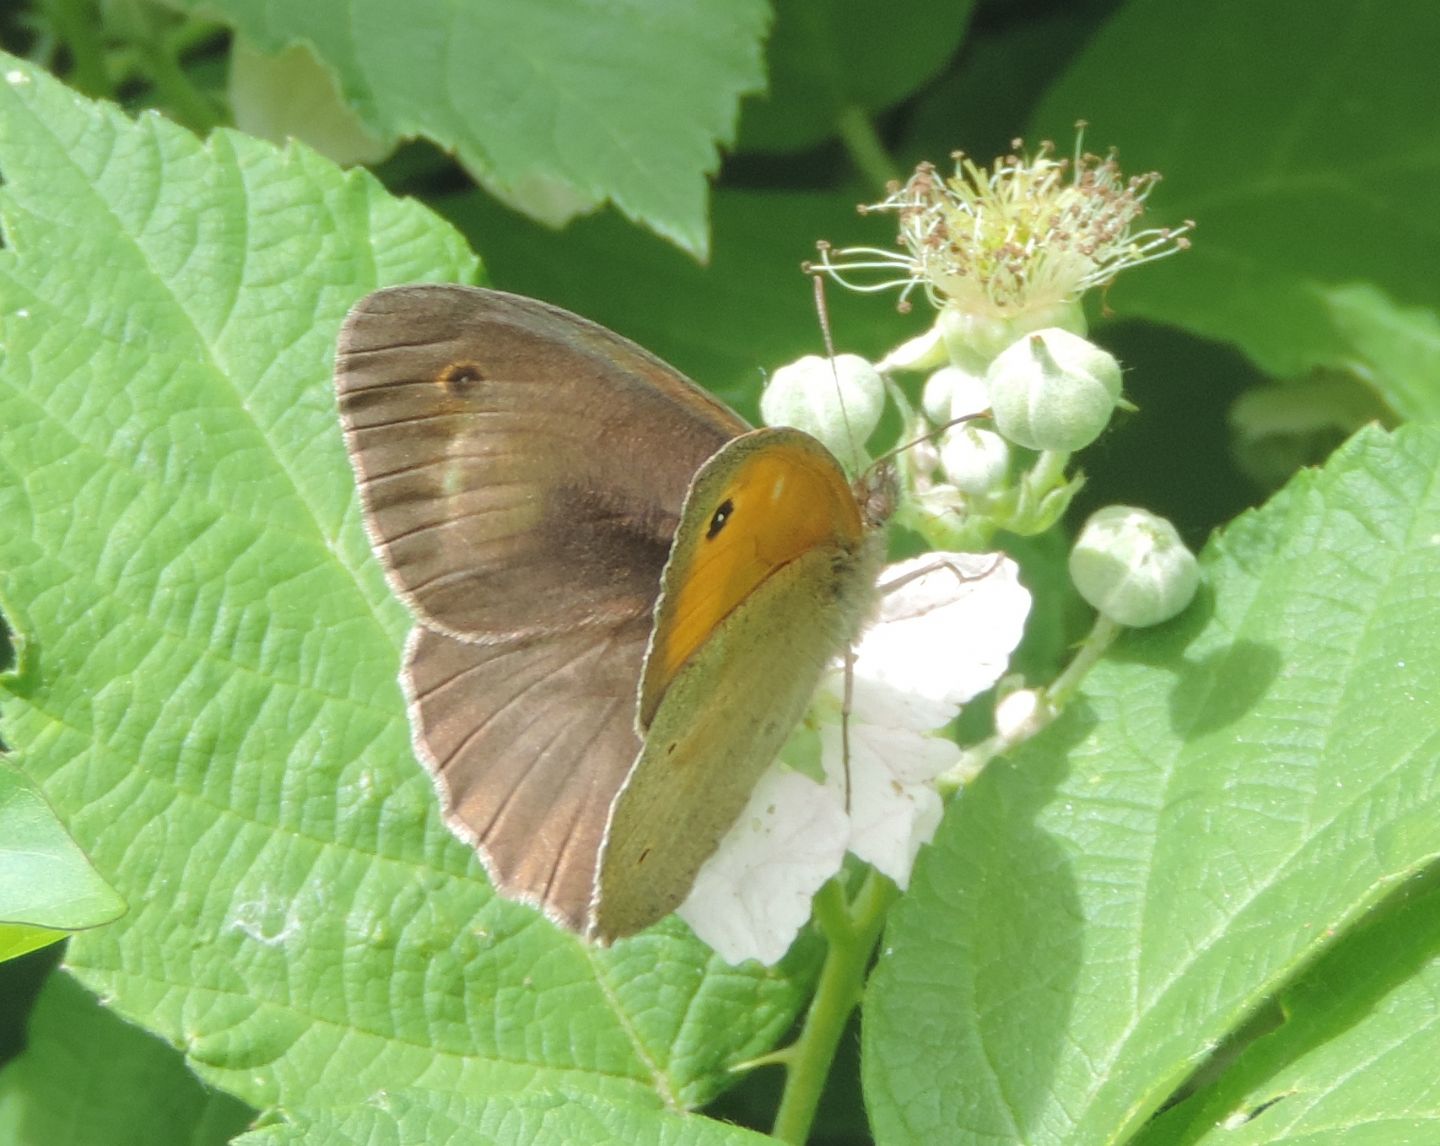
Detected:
[
  {"left": 938, "top": 611, "right": 1123, "bottom": 791},
  {"left": 42, "top": 0, "right": 112, "bottom": 97},
  {"left": 1030, "top": 449, "right": 1072, "bottom": 492},
  {"left": 167, "top": 17, "right": 228, "bottom": 58},
  {"left": 836, "top": 106, "right": 900, "bottom": 195},
  {"left": 772, "top": 872, "right": 897, "bottom": 1144},
  {"left": 1045, "top": 613, "right": 1121, "bottom": 709}
]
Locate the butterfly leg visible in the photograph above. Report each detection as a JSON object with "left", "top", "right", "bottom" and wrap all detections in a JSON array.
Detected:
[
  {"left": 840, "top": 644, "right": 856, "bottom": 813},
  {"left": 876, "top": 553, "right": 1004, "bottom": 597}
]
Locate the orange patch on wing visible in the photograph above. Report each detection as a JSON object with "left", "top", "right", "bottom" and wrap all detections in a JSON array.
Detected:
[{"left": 655, "top": 443, "right": 863, "bottom": 686}]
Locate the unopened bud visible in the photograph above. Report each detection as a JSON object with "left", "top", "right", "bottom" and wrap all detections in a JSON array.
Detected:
[
  {"left": 939, "top": 424, "right": 1010, "bottom": 496},
  {"left": 994, "top": 688, "right": 1047, "bottom": 745},
  {"left": 1068, "top": 506, "right": 1199, "bottom": 627},
  {"left": 987, "top": 328, "right": 1122, "bottom": 452},
  {"left": 922, "top": 364, "right": 989, "bottom": 425},
  {"left": 761, "top": 354, "right": 884, "bottom": 474}
]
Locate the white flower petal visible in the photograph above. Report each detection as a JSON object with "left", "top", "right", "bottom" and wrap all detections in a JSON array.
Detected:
[
  {"left": 677, "top": 768, "right": 848, "bottom": 965},
  {"left": 855, "top": 552, "right": 1030, "bottom": 716},
  {"left": 845, "top": 669, "right": 954, "bottom": 736},
  {"left": 676, "top": 550, "right": 1030, "bottom": 964},
  {"left": 821, "top": 722, "right": 957, "bottom": 886}
]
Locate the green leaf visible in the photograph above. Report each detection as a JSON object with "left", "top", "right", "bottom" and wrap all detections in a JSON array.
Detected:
[
  {"left": 0, "top": 49, "right": 811, "bottom": 1121},
  {"left": 864, "top": 423, "right": 1440, "bottom": 1143},
  {"left": 235, "top": 1088, "right": 777, "bottom": 1146},
  {"left": 1139, "top": 871, "right": 1440, "bottom": 1143},
  {"left": 0, "top": 971, "right": 255, "bottom": 1145},
  {"left": 1031, "top": 0, "right": 1440, "bottom": 420},
  {"left": 0, "top": 924, "right": 61, "bottom": 965},
  {"left": 0, "top": 761, "right": 125, "bottom": 962},
  {"left": 164, "top": 0, "right": 770, "bottom": 259},
  {"left": 736, "top": 0, "right": 976, "bottom": 155}
]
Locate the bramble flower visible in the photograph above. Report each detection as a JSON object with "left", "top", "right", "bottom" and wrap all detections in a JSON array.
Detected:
[
  {"left": 681, "top": 134, "right": 1197, "bottom": 965},
  {"left": 678, "top": 553, "right": 1031, "bottom": 965},
  {"left": 814, "top": 135, "right": 1193, "bottom": 337}
]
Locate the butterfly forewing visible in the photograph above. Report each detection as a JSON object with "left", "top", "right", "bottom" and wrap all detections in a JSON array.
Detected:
[{"left": 591, "top": 431, "right": 885, "bottom": 941}]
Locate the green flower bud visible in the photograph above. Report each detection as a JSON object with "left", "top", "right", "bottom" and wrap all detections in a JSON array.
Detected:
[
  {"left": 1068, "top": 506, "right": 1200, "bottom": 627},
  {"left": 939, "top": 424, "right": 1010, "bottom": 496},
  {"left": 986, "top": 328, "right": 1122, "bottom": 452},
  {"left": 761, "top": 354, "right": 884, "bottom": 474},
  {"left": 922, "top": 364, "right": 989, "bottom": 425}
]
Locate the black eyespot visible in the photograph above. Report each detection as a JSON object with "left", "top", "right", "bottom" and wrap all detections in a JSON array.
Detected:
[
  {"left": 437, "top": 361, "right": 484, "bottom": 393},
  {"left": 707, "top": 498, "right": 734, "bottom": 539}
]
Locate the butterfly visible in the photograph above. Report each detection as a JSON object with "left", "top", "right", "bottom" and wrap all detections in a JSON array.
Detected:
[{"left": 335, "top": 285, "right": 886, "bottom": 941}]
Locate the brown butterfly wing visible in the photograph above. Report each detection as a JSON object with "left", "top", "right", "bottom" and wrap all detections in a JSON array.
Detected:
[
  {"left": 405, "top": 622, "right": 650, "bottom": 932},
  {"left": 336, "top": 285, "right": 747, "bottom": 640},
  {"left": 335, "top": 285, "right": 747, "bottom": 931}
]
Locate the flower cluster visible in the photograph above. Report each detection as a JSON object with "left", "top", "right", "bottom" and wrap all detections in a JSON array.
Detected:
[{"left": 678, "top": 134, "right": 1199, "bottom": 965}]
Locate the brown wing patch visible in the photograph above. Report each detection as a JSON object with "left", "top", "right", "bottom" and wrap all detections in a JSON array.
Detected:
[
  {"left": 335, "top": 284, "right": 747, "bottom": 642},
  {"left": 405, "top": 617, "right": 650, "bottom": 932}
]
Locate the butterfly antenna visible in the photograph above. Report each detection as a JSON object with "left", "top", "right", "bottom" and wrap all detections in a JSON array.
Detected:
[
  {"left": 841, "top": 646, "right": 856, "bottom": 813},
  {"left": 812, "top": 264, "right": 860, "bottom": 807},
  {"left": 810, "top": 265, "right": 862, "bottom": 467},
  {"left": 870, "top": 410, "right": 992, "bottom": 472}
]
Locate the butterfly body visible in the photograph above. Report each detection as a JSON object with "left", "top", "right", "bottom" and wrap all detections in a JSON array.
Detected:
[{"left": 336, "top": 285, "right": 884, "bottom": 941}]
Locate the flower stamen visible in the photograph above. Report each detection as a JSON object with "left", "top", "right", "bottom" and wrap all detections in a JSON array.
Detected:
[{"left": 814, "top": 130, "right": 1194, "bottom": 319}]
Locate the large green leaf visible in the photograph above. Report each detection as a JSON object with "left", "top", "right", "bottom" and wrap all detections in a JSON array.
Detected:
[
  {"left": 0, "top": 49, "right": 812, "bottom": 1126},
  {"left": 1030, "top": 0, "right": 1440, "bottom": 421},
  {"left": 235, "top": 1088, "right": 778, "bottom": 1146},
  {"left": 864, "top": 423, "right": 1440, "bottom": 1144},
  {"left": 1138, "top": 872, "right": 1440, "bottom": 1143},
  {"left": 163, "top": 0, "right": 769, "bottom": 259}
]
